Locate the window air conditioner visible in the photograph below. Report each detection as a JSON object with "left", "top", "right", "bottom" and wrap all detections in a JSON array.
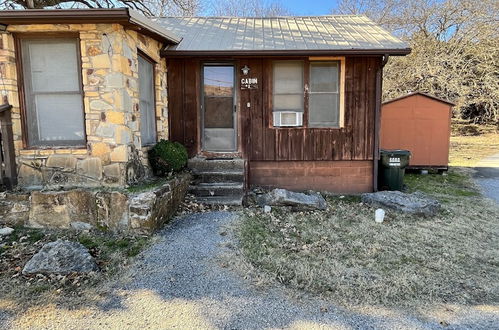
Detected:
[{"left": 273, "top": 111, "right": 303, "bottom": 127}]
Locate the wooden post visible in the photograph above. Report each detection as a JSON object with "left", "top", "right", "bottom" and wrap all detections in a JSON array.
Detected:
[
  {"left": 373, "top": 55, "right": 389, "bottom": 192},
  {"left": 0, "top": 103, "right": 17, "bottom": 189}
]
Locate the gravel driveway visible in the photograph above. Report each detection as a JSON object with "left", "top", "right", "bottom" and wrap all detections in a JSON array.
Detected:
[
  {"left": 474, "top": 153, "right": 499, "bottom": 204},
  {"left": 3, "top": 212, "right": 498, "bottom": 329}
]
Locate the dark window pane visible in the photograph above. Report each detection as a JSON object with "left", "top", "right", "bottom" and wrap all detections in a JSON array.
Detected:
[{"left": 204, "top": 97, "right": 233, "bottom": 128}]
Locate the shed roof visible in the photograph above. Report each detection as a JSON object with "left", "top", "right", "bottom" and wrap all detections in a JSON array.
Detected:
[
  {"left": 156, "top": 16, "right": 410, "bottom": 55},
  {"left": 382, "top": 92, "right": 455, "bottom": 106},
  {"left": 0, "top": 9, "right": 181, "bottom": 45}
]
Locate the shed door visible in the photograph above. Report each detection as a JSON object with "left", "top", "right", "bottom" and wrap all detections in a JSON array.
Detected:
[{"left": 202, "top": 65, "right": 236, "bottom": 152}]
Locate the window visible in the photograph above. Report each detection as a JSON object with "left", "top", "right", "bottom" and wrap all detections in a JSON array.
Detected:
[
  {"left": 272, "top": 58, "right": 344, "bottom": 128},
  {"left": 138, "top": 54, "right": 156, "bottom": 146},
  {"left": 272, "top": 61, "right": 304, "bottom": 127},
  {"left": 309, "top": 62, "right": 340, "bottom": 127},
  {"left": 21, "top": 38, "right": 85, "bottom": 146}
]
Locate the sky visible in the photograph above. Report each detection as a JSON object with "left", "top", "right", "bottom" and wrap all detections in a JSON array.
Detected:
[{"left": 284, "top": 0, "right": 339, "bottom": 15}]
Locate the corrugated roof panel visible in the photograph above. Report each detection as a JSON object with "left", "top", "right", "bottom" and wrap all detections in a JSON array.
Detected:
[{"left": 155, "top": 15, "right": 409, "bottom": 53}]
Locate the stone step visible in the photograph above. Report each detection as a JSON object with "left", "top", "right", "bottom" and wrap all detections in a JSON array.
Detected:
[
  {"left": 188, "top": 157, "right": 245, "bottom": 172},
  {"left": 192, "top": 170, "right": 245, "bottom": 184},
  {"left": 189, "top": 182, "right": 244, "bottom": 197},
  {"left": 195, "top": 195, "right": 244, "bottom": 206}
]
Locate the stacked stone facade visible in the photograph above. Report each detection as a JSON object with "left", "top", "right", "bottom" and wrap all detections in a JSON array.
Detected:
[{"left": 0, "top": 23, "right": 168, "bottom": 189}]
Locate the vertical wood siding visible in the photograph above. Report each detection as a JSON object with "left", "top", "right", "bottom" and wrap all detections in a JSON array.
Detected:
[{"left": 167, "top": 56, "right": 380, "bottom": 161}]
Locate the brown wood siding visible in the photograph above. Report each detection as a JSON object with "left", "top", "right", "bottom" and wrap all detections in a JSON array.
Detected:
[
  {"left": 250, "top": 161, "right": 373, "bottom": 193},
  {"left": 167, "top": 59, "right": 200, "bottom": 156},
  {"left": 167, "top": 56, "right": 380, "bottom": 162},
  {"left": 240, "top": 57, "right": 379, "bottom": 161}
]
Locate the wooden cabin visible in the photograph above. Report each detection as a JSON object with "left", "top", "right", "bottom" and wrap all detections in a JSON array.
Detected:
[
  {"left": 160, "top": 17, "right": 410, "bottom": 202},
  {"left": 381, "top": 92, "right": 454, "bottom": 170},
  {"left": 0, "top": 10, "right": 410, "bottom": 205}
]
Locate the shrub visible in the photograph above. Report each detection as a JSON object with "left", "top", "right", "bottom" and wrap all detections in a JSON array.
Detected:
[{"left": 148, "top": 140, "right": 188, "bottom": 176}]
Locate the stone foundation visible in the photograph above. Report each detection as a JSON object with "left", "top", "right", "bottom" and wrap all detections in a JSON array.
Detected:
[{"left": 0, "top": 173, "right": 190, "bottom": 234}]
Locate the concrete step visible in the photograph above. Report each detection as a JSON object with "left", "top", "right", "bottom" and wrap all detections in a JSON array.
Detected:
[
  {"left": 192, "top": 170, "right": 244, "bottom": 184},
  {"left": 189, "top": 182, "right": 244, "bottom": 197},
  {"left": 195, "top": 195, "right": 244, "bottom": 206},
  {"left": 188, "top": 157, "right": 245, "bottom": 172}
]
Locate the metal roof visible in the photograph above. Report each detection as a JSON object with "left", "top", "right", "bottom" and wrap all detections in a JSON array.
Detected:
[{"left": 156, "top": 16, "right": 410, "bottom": 55}]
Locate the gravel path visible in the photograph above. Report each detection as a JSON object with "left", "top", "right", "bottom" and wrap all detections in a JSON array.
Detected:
[
  {"left": 3, "top": 212, "right": 499, "bottom": 329},
  {"left": 474, "top": 153, "right": 499, "bottom": 204}
]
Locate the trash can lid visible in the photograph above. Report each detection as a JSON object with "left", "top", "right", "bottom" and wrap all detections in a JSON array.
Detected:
[{"left": 380, "top": 149, "right": 411, "bottom": 156}]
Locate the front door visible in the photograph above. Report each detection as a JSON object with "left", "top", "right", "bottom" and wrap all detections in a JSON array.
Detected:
[{"left": 202, "top": 65, "right": 236, "bottom": 152}]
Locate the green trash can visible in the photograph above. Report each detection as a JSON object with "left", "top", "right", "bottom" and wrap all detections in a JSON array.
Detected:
[{"left": 379, "top": 149, "right": 411, "bottom": 191}]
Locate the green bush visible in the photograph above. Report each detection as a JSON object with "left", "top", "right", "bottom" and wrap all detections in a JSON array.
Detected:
[{"left": 148, "top": 140, "right": 188, "bottom": 176}]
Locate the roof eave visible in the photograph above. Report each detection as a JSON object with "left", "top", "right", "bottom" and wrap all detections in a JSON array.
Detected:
[
  {"left": 161, "top": 48, "right": 412, "bottom": 57},
  {"left": 382, "top": 92, "right": 455, "bottom": 106},
  {"left": 0, "top": 9, "right": 180, "bottom": 45}
]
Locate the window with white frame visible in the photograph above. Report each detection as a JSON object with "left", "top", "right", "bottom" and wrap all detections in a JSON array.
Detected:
[
  {"left": 138, "top": 54, "right": 156, "bottom": 146},
  {"left": 309, "top": 61, "right": 340, "bottom": 127},
  {"left": 21, "top": 38, "right": 85, "bottom": 146}
]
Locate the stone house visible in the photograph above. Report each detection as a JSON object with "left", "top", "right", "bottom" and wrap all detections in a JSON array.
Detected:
[
  {"left": 0, "top": 9, "right": 178, "bottom": 189},
  {"left": 0, "top": 9, "right": 410, "bottom": 202}
]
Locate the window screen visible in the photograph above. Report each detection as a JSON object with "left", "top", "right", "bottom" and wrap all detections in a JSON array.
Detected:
[
  {"left": 21, "top": 38, "right": 85, "bottom": 146},
  {"left": 138, "top": 55, "right": 156, "bottom": 146},
  {"left": 309, "top": 62, "right": 340, "bottom": 127},
  {"left": 273, "top": 61, "right": 304, "bottom": 115}
]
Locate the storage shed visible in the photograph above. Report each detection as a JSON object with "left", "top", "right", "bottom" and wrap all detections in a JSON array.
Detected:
[{"left": 380, "top": 92, "right": 454, "bottom": 169}]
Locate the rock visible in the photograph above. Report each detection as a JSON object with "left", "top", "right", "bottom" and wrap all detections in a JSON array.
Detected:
[
  {"left": 263, "top": 205, "right": 272, "bottom": 213},
  {"left": 70, "top": 221, "right": 93, "bottom": 231},
  {"left": 257, "top": 188, "right": 327, "bottom": 210},
  {"left": 361, "top": 191, "right": 441, "bottom": 217},
  {"left": 0, "top": 227, "right": 14, "bottom": 236},
  {"left": 22, "top": 240, "right": 98, "bottom": 275}
]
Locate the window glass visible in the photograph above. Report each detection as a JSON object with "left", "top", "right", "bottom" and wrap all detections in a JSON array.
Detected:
[
  {"left": 138, "top": 55, "right": 156, "bottom": 145},
  {"left": 21, "top": 38, "right": 85, "bottom": 146},
  {"left": 309, "top": 62, "right": 340, "bottom": 128},
  {"left": 273, "top": 61, "right": 304, "bottom": 116}
]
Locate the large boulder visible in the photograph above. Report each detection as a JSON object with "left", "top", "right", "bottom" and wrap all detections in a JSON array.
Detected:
[
  {"left": 22, "top": 240, "right": 98, "bottom": 275},
  {"left": 257, "top": 188, "right": 327, "bottom": 210},
  {"left": 361, "top": 191, "right": 441, "bottom": 217}
]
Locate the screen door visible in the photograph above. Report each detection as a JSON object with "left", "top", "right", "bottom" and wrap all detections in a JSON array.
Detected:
[{"left": 202, "top": 65, "right": 236, "bottom": 152}]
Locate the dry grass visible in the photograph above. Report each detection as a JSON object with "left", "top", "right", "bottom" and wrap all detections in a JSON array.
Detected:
[
  {"left": 450, "top": 122, "right": 499, "bottom": 167},
  {"left": 237, "top": 170, "right": 499, "bottom": 306}
]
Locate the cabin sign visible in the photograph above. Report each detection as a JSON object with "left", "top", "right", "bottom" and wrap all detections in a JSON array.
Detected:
[{"left": 241, "top": 77, "right": 258, "bottom": 90}]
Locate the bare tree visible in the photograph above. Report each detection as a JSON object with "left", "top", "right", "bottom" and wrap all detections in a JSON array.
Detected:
[
  {"left": 208, "top": 0, "right": 290, "bottom": 17},
  {"left": 0, "top": 0, "right": 198, "bottom": 16},
  {"left": 143, "top": 0, "right": 201, "bottom": 16},
  {"left": 336, "top": 0, "right": 499, "bottom": 123}
]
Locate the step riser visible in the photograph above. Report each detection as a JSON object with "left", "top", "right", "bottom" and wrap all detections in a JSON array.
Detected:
[
  {"left": 196, "top": 197, "right": 244, "bottom": 206},
  {"left": 189, "top": 186, "right": 244, "bottom": 197},
  {"left": 188, "top": 160, "right": 245, "bottom": 172},
  {"left": 192, "top": 173, "right": 244, "bottom": 184},
  {"left": 188, "top": 157, "right": 245, "bottom": 205}
]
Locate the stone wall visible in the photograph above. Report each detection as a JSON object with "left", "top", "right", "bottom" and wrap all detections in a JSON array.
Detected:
[
  {"left": 0, "top": 23, "right": 169, "bottom": 189},
  {"left": 0, "top": 173, "right": 191, "bottom": 234}
]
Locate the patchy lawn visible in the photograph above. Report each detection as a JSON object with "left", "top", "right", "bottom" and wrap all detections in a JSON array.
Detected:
[
  {"left": 236, "top": 169, "right": 499, "bottom": 306},
  {"left": 450, "top": 122, "right": 499, "bottom": 167},
  {"left": 0, "top": 227, "right": 151, "bottom": 309}
]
